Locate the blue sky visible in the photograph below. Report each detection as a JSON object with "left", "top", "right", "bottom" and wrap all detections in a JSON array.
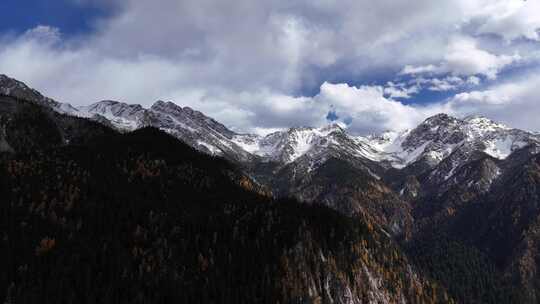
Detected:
[
  {"left": 0, "top": 0, "right": 108, "bottom": 37},
  {"left": 0, "top": 0, "right": 540, "bottom": 134}
]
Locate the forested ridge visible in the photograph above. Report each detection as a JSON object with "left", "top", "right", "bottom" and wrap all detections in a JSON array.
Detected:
[
  {"left": 0, "top": 101, "right": 454, "bottom": 303},
  {"left": 1, "top": 93, "right": 537, "bottom": 303}
]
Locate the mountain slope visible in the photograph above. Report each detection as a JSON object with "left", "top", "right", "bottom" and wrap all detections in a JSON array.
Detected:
[
  {"left": 0, "top": 97, "right": 452, "bottom": 303},
  {"left": 3, "top": 74, "right": 538, "bottom": 175},
  {"left": 4, "top": 74, "right": 540, "bottom": 303},
  {"left": 74, "top": 99, "right": 257, "bottom": 163}
]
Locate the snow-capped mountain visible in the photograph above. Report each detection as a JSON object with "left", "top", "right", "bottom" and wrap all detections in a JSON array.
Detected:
[
  {"left": 71, "top": 99, "right": 384, "bottom": 167},
  {"left": 0, "top": 74, "right": 77, "bottom": 113},
  {"left": 369, "top": 113, "right": 539, "bottom": 169},
  {"left": 6, "top": 74, "right": 540, "bottom": 301},
  {"left": 1, "top": 74, "right": 538, "bottom": 178},
  {"left": 77, "top": 100, "right": 147, "bottom": 130},
  {"left": 51, "top": 91, "right": 538, "bottom": 236},
  {"left": 76, "top": 100, "right": 539, "bottom": 174},
  {"left": 233, "top": 123, "right": 382, "bottom": 165},
  {"left": 68, "top": 99, "right": 255, "bottom": 162}
]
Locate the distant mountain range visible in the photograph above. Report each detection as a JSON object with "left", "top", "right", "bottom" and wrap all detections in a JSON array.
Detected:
[
  {"left": 42, "top": 84, "right": 540, "bottom": 172},
  {"left": 2, "top": 73, "right": 540, "bottom": 303}
]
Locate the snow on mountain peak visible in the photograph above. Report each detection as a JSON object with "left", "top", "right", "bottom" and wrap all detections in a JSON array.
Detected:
[
  {"left": 379, "top": 113, "right": 538, "bottom": 169},
  {"left": 77, "top": 100, "right": 146, "bottom": 130},
  {"left": 231, "top": 123, "right": 354, "bottom": 164},
  {"left": 464, "top": 115, "right": 510, "bottom": 136},
  {"left": 0, "top": 74, "right": 71, "bottom": 111},
  {"left": 350, "top": 114, "right": 539, "bottom": 169},
  {"left": 2, "top": 75, "right": 537, "bottom": 172},
  {"left": 423, "top": 113, "right": 459, "bottom": 125},
  {"left": 0, "top": 74, "right": 37, "bottom": 97},
  {"left": 319, "top": 122, "right": 347, "bottom": 133},
  {"left": 60, "top": 100, "right": 540, "bottom": 170}
]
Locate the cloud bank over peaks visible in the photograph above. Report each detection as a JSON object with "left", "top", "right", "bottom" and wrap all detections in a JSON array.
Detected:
[
  {"left": 0, "top": 0, "right": 539, "bottom": 135},
  {"left": 447, "top": 72, "right": 540, "bottom": 131},
  {"left": 315, "top": 82, "right": 441, "bottom": 134},
  {"left": 401, "top": 35, "right": 521, "bottom": 80}
]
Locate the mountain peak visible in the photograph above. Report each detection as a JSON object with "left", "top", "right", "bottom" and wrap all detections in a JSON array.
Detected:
[
  {"left": 464, "top": 115, "right": 510, "bottom": 131},
  {"left": 284, "top": 122, "right": 345, "bottom": 136},
  {"left": 2, "top": 74, "right": 537, "bottom": 173},
  {"left": 1, "top": 74, "right": 45, "bottom": 101},
  {"left": 75, "top": 100, "right": 147, "bottom": 130},
  {"left": 319, "top": 122, "right": 347, "bottom": 133},
  {"left": 151, "top": 101, "right": 209, "bottom": 120},
  {"left": 463, "top": 114, "right": 488, "bottom": 121},
  {"left": 0, "top": 74, "right": 27, "bottom": 89},
  {"left": 151, "top": 100, "right": 177, "bottom": 110},
  {"left": 421, "top": 113, "right": 459, "bottom": 126},
  {"left": 85, "top": 100, "right": 144, "bottom": 114}
]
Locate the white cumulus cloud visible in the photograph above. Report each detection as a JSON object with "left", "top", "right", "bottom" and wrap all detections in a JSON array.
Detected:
[
  {"left": 401, "top": 35, "right": 520, "bottom": 80},
  {"left": 0, "top": 0, "right": 539, "bottom": 135}
]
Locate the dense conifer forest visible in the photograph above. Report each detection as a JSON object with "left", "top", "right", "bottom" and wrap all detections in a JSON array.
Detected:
[
  {"left": 0, "top": 96, "right": 533, "bottom": 303},
  {"left": 0, "top": 102, "right": 454, "bottom": 303}
]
